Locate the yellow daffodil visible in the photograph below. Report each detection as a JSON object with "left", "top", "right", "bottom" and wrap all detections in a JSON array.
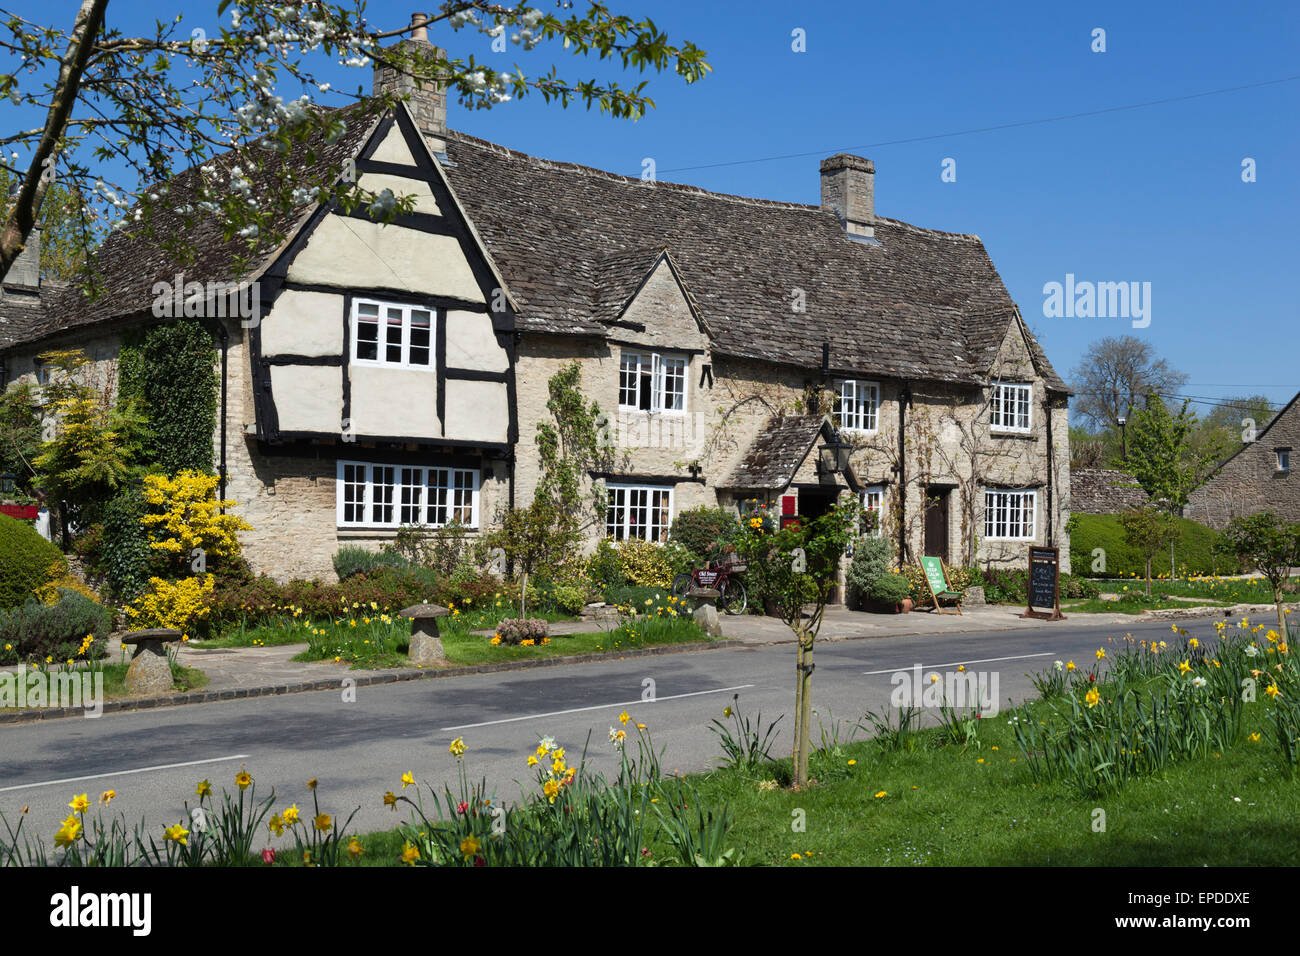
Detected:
[
  {"left": 449, "top": 737, "right": 467, "bottom": 758},
  {"left": 401, "top": 771, "right": 415, "bottom": 789},
  {"left": 68, "top": 793, "right": 89, "bottom": 813}
]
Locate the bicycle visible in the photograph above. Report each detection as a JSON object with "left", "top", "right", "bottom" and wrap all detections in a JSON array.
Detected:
[{"left": 671, "top": 552, "right": 748, "bottom": 615}]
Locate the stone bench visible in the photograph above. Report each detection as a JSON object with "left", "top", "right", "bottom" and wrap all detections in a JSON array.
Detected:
[
  {"left": 121, "top": 628, "right": 181, "bottom": 696},
  {"left": 399, "top": 603, "right": 449, "bottom": 666}
]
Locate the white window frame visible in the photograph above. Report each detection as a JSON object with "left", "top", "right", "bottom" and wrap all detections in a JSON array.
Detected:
[
  {"left": 860, "top": 485, "right": 886, "bottom": 536},
  {"left": 350, "top": 298, "right": 436, "bottom": 371},
  {"left": 1278, "top": 449, "right": 1291, "bottom": 473},
  {"left": 618, "top": 351, "right": 687, "bottom": 414},
  {"left": 990, "top": 381, "right": 1033, "bottom": 433},
  {"left": 605, "top": 482, "right": 673, "bottom": 542},
  {"left": 336, "top": 460, "right": 479, "bottom": 529},
  {"left": 837, "top": 379, "right": 879, "bottom": 433},
  {"left": 983, "top": 488, "right": 1037, "bottom": 541}
]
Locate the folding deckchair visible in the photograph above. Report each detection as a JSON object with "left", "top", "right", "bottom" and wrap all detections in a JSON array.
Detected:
[{"left": 919, "top": 556, "right": 964, "bottom": 615}]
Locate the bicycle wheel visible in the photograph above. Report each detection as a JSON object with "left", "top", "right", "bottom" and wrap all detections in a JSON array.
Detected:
[
  {"left": 719, "top": 578, "right": 747, "bottom": 615},
  {"left": 671, "top": 573, "right": 693, "bottom": 600}
]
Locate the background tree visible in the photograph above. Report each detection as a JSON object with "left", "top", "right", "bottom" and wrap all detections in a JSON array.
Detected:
[
  {"left": 0, "top": 381, "right": 42, "bottom": 498},
  {"left": 1118, "top": 506, "right": 1173, "bottom": 596},
  {"left": 1217, "top": 512, "right": 1300, "bottom": 634},
  {"left": 1191, "top": 394, "right": 1275, "bottom": 465},
  {"left": 533, "top": 361, "right": 615, "bottom": 537},
  {"left": 0, "top": 168, "right": 102, "bottom": 280},
  {"left": 1069, "top": 336, "right": 1187, "bottom": 430},
  {"left": 736, "top": 497, "right": 858, "bottom": 790},
  {"left": 1, "top": 1, "right": 710, "bottom": 283},
  {"left": 1126, "top": 393, "right": 1220, "bottom": 577}
]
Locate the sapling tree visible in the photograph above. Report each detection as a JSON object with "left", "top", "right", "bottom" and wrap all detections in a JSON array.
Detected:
[
  {"left": 1217, "top": 512, "right": 1300, "bottom": 635},
  {"left": 1126, "top": 393, "right": 1220, "bottom": 577},
  {"left": 1118, "top": 505, "right": 1173, "bottom": 597},
  {"left": 1, "top": 1, "right": 711, "bottom": 283},
  {"left": 737, "top": 497, "right": 858, "bottom": 789}
]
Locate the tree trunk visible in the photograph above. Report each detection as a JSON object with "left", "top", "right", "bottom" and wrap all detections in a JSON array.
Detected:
[
  {"left": 1275, "top": 585, "right": 1287, "bottom": 638},
  {"left": 792, "top": 628, "right": 814, "bottom": 789},
  {"left": 519, "top": 569, "right": 528, "bottom": 620}
]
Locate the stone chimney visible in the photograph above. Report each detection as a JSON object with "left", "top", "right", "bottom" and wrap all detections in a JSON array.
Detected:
[
  {"left": 4, "top": 224, "right": 40, "bottom": 289},
  {"left": 372, "top": 13, "right": 448, "bottom": 154},
  {"left": 819, "top": 154, "right": 875, "bottom": 240}
]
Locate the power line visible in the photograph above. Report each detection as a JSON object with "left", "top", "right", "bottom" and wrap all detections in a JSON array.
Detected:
[{"left": 660, "top": 74, "right": 1300, "bottom": 174}]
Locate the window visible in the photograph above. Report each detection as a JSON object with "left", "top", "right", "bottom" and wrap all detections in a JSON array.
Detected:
[
  {"left": 619, "top": 352, "right": 686, "bottom": 413},
  {"left": 337, "top": 461, "right": 479, "bottom": 528},
  {"left": 1278, "top": 449, "right": 1291, "bottom": 473},
  {"left": 860, "top": 485, "right": 886, "bottom": 536},
  {"left": 990, "top": 381, "right": 1032, "bottom": 432},
  {"left": 352, "top": 299, "right": 434, "bottom": 369},
  {"left": 837, "top": 379, "right": 879, "bottom": 432},
  {"left": 33, "top": 360, "right": 52, "bottom": 386},
  {"left": 605, "top": 482, "right": 673, "bottom": 542},
  {"left": 984, "top": 489, "right": 1036, "bottom": 540}
]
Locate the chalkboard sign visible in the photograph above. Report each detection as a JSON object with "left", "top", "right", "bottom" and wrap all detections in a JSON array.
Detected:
[{"left": 1021, "top": 546, "right": 1066, "bottom": 621}]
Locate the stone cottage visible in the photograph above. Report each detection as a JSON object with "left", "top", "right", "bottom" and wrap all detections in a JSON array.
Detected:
[
  {"left": 0, "top": 24, "right": 1073, "bottom": 583},
  {"left": 1186, "top": 391, "right": 1300, "bottom": 529}
]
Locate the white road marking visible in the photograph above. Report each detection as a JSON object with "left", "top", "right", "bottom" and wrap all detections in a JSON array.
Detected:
[
  {"left": 862, "top": 652, "right": 1055, "bottom": 676},
  {"left": 0, "top": 754, "right": 252, "bottom": 794},
  {"left": 441, "top": 684, "right": 756, "bottom": 731}
]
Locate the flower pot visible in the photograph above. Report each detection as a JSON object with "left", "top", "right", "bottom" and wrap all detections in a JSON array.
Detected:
[{"left": 899, "top": 598, "right": 913, "bottom": 614}]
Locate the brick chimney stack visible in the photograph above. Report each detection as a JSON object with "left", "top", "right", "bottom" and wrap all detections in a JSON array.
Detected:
[
  {"left": 372, "top": 12, "right": 447, "bottom": 154},
  {"left": 819, "top": 154, "right": 876, "bottom": 241}
]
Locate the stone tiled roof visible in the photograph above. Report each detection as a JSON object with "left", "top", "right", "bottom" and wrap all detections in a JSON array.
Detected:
[
  {"left": 442, "top": 130, "right": 1067, "bottom": 391},
  {"left": 0, "top": 291, "right": 44, "bottom": 349},
  {"left": 724, "top": 413, "right": 831, "bottom": 490}
]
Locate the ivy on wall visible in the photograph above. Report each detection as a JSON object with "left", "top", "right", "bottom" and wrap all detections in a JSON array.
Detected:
[{"left": 118, "top": 321, "right": 218, "bottom": 475}]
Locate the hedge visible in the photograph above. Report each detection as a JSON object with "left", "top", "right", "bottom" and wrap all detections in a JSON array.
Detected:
[
  {"left": 1067, "top": 513, "right": 1242, "bottom": 578},
  {"left": 0, "top": 589, "right": 111, "bottom": 664},
  {"left": 0, "top": 512, "right": 65, "bottom": 609}
]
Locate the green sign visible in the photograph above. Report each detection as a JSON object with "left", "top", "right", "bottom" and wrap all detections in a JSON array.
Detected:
[{"left": 920, "top": 556, "right": 948, "bottom": 595}]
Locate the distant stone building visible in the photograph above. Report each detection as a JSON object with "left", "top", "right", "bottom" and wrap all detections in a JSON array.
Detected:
[
  {"left": 1186, "top": 392, "right": 1300, "bottom": 529},
  {"left": 1069, "top": 468, "right": 1148, "bottom": 514}
]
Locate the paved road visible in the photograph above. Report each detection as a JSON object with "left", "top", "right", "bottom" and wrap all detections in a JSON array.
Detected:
[{"left": 0, "top": 616, "right": 1201, "bottom": 849}]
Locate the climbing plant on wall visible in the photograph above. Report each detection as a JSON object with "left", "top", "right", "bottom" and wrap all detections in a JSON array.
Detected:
[{"left": 118, "top": 322, "right": 218, "bottom": 475}]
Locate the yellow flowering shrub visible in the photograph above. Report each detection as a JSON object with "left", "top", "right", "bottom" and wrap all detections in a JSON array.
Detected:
[
  {"left": 126, "top": 575, "right": 214, "bottom": 633},
  {"left": 616, "top": 538, "right": 673, "bottom": 588},
  {"left": 141, "top": 471, "right": 252, "bottom": 567},
  {"left": 36, "top": 572, "right": 102, "bottom": 606}
]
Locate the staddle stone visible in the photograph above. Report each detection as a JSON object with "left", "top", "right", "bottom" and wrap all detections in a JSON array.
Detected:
[
  {"left": 399, "top": 603, "right": 448, "bottom": 666},
  {"left": 122, "top": 628, "right": 180, "bottom": 697}
]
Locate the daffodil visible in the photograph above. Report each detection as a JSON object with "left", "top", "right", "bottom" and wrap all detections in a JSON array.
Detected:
[
  {"left": 401, "top": 771, "right": 415, "bottom": 789},
  {"left": 68, "top": 793, "right": 89, "bottom": 813},
  {"left": 449, "top": 737, "right": 467, "bottom": 758}
]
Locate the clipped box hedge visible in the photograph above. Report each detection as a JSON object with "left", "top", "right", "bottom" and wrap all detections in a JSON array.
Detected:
[{"left": 1067, "top": 513, "right": 1242, "bottom": 578}]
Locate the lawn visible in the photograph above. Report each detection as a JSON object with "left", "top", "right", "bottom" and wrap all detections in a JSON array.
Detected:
[
  {"left": 192, "top": 593, "right": 712, "bottom": 669},
  {"left": 1064, "top": 575, "right": 1285, "bottom": 615},
  {"left": 1, "top": 660, "right": 209, "bottom": 711}
]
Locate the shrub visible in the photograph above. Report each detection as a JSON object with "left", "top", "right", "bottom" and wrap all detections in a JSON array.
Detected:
[
  {"left": 493, "top": 618, "right": 549, "bottom": 646},
  {"left": 141, "top": 471, "right": 252, "bottom": 575},
  {"left": 126, "top": 575, "right": 215, "bottom": 635},
  {"left": 669, "top": 507, "right": 741, "bottom": 562},
  {"left": 1068, "top": 513, "right": 1240, "bottom": 578},
  {"left": 0, "top": 590, "right": 111, "bottom": 664},
  {"left": 0, "top": 512, "right": 66, "bottom": 609},
  {"left": 586, "top": 538, "right": 626, "bottom": 592},
  {"left": 846, "top": 536, "right": 893, "bottom": 607},
  {"left": 616, "top": 538, "right": 675, "bottom": 588},
  {"left": 332, "top": 546, "right": 409, "bottom": 580},
  {"left": 868, "top": 572, "right": 912, "bottom": 606},
  {"left": 93, "top": 485, "right": 153, "bottom": 600},
  {"left": 35, "top": 572, "right": 101, "bottom": 606},
  {"left": 969, "top": 568, "right": 1099, "bottom": 605}
]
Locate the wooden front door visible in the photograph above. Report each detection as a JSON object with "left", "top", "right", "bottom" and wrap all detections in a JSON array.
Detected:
[{"left": 923, "top": 489, "right": 949, "bottom": 561}]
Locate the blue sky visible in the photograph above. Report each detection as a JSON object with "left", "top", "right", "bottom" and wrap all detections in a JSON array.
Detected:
[{"left": 23, "top": 2, "right": 1300, "bottom": 417}]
